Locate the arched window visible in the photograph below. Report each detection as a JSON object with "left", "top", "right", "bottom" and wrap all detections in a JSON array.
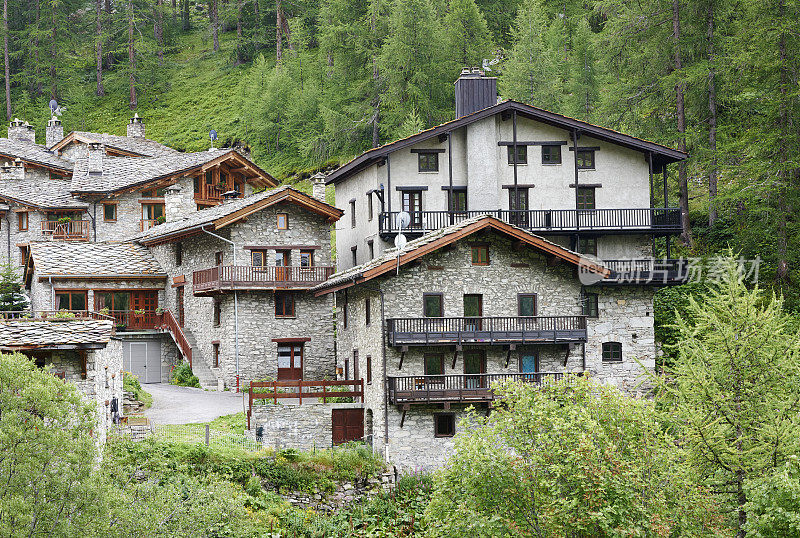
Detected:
[{"left": 602, "top": 342, "right": 623, "bottom": 362}]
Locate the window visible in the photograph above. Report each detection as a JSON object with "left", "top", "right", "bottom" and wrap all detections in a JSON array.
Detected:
[
  {"left": 518, "top": 294, "right": 537, "bottom": 316},
  {"left": 366, "top": 356, "right": 372, "bottom": 384},
  {"left": 402, "top": 191, "right": 422, "bottom": 226},
  {"left": 423, "top": 293, "right": 443, "bottom": 317},
  {"left": 424, "top": 353, "right": 444, "bottom": 376},
  {"left": 353, "top": 349, "right": 360, "bottom": 381},
  {"left": 175, "top": 243, "right": 183, "bottom": 266},
  {"left": 367, "top": 240, "right": 374, "bottom": 260},
  {"left": 507, "top": 145, "right": 527, "bottom": 165},
  {"left": 277, "top": 213, "right": 288, "bottom": 229},
  {"left": 583, "top": 292, "right": 599, "bottom": 318},
  {"left": 434, "top": 413, "right": 455, "bottom": 437},
  {"left": 300, "top": 250, "right": 314, "bottom": 268},
  {"left": 344, "top": 358, "right": 350, "bottom": 380},
  {"left": 365, "top": 297, "right": 371, "bottom": 326},
  {"left": 351, "top": 247, "right": 357, "bottom": 267},
  {"left": 367, "top": 193, "right": 373, "bottom": 221},
  {"left": 602, "top": 341, "right": 622, "bottom": 362},
  {"left": 418, "top": 152, "right": 439, "bottom": 172},
  {"left": 578, "top": 237, "right": 597, "bottom": 256},
  {"left": 448, "top": 189, "right": 467, "bottom": 212},
  {"left": 576, "top": 149, "right": 595, "bottom": 169},
  {"left": 576, "top": 187, "right": 596, "bottom": 210},
  {"left": 350, "top": 200, "right": 356, "bottom": 228},
  {"left": 251, "top": 250, "right": 266, "bottom": 267},
  {"left": 471, "top": 245, "right": 489, "bottom": 266},
  {"left": 55, "top": 290, "right": 87, "bottom": 311},
  {"left": 212, "top": 343, "right": 220, "bottom": 368},
  {"left": 542, "top": 144, "right": 562, "bottom": 164},
  {"left": 141, "top": 203, "right": 164, "bottom": 229},
  {"left": 103, "top": 203, "right": 117, "bottom": 222},
  {"left": 17, "top": 212, "right": 27, "bottom": 231},
  {"left": 275, "top": 291, "right": 295, "bottom": 317},
  {"left": 215, "top": 251, "right": 224, "bottom": 266},
  {"left": 18, "top": 246, "right": 26, "bottom": 266},
  {"left": 213, "top": 300, "right": 221, "bottom": 326}
]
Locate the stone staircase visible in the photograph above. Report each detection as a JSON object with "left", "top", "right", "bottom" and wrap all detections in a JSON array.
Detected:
[{"left": 180, "top": 327, "right": 218, "bottom": 390}]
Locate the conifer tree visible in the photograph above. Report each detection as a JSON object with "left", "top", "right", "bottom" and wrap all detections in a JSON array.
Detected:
[
  {"left": 442, "top": 0, "right": 493, "bottom": 71},
  {"left": 0, "top": 264, "right": 28, "bottom": 312}
]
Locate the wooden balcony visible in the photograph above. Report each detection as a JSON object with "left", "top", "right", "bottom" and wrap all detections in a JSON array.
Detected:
[
  {"left": 386, "top": 316, "right": 587, "bottom": 346},
  {"left": 378, "top": 208, "right": 681, "bottom": 238},
  {"left": 193, "top": 265, "right": 336, "bottom": 295},
  {"left": 107, "top": 310, "right": 164, "bottom": 331},
  {"left": 388, "top": 372, "right": 576, "bottom": 405},
  {"left": 40, "top": 220, "right": 90, "bottom": 241},
  {"left": 600, "top": 258, "right": 689, "bottom": 285}
]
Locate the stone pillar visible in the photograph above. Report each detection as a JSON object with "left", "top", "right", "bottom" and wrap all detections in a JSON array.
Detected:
[
  {"left": 8, "top": 119, "right": 35, "bottom": 144},
  {"left": 87, "top": 142, "right": 104, "bottom": 174},
  {"left": 0, "top": 159, "right": 25, "bottom": 180},
  {"left": 46, "top": 116, "right": 64, "bottom": 148},
  {"left": 127, "top": 113, "right": 145, "bottom": 138},
  {"left": 310, "top": 172, "right": 327, "bottom": 202}
]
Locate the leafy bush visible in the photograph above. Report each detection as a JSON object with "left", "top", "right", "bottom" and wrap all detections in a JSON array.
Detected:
[
  {"left": 744, "top": 456, "right": 800, "bottom": 537},
  {"left": 170, "top": 362, "right": 200, "bottom": 388},
  {"left": 122, "top": 371, "right": 152, "bottom": 408}
]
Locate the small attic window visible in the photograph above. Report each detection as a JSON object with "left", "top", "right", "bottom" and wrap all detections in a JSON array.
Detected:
[{"left": 277, "top": 213, "right": 288, "bottom": 230}]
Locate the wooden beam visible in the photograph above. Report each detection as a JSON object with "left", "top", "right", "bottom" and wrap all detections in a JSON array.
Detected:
[
  {"left": 400, "top": 409, "right": 407, "bottom": 428},
  {"left": 79, "top": 350, "right": 87, "bottom": 379},
  {"left": 398, "top": 346, "right": 408, "bottom": 370}
]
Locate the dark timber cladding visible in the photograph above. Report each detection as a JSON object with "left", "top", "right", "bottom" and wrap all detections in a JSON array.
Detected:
[{"left": 455, "top": 68, "right": 498, "bottom": 119}]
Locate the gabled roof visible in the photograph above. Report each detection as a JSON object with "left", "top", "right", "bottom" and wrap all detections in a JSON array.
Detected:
[
  {"left": 325, "top": 100, "right": 688, "bottom": 185},
  {"left": 313, "top": 215, "right": 609, "bottom": 295},
  {"left": 70, "top": 148, "right": 277, "bottom": 194},
  {"left": 0, "top": 138, "right": 73, "bottom": 173},
  {"left": 27, "top": 241, "right": 166, "bottom": 282},
  {"left": 0, "top": 319, "right": 114, "bottom": 350},
  {"left": 0, "top": 177, "right": 88, "bottom": 210},
  {"left": 51, "top": 131, "right": 179, "bottom": 157},
  {"left": 134, "top": 186, "right": 344, "bottom": 246}
]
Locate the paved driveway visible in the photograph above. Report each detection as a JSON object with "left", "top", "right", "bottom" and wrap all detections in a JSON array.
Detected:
[{"left": 144, "top": 384, "right": 245, "bottom": 425}]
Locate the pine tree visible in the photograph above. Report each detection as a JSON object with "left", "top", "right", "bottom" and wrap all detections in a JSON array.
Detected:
[
  {"left": 566, "top": 18, "right": 597, "bottom": 121},
  {"left": 442, "top": 0, "right": 493, "bottom": 71},
  {"left": 0, "top": 265, "right": 28, "bottom": 312}
]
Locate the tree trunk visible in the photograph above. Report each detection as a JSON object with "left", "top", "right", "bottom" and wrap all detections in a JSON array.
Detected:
[
  {"left": 33, "top": 0, "right": 42, "bottom": 96},
  {"left": 235, "top": 0, "right": 243, "bottom": 65},
  {"left": 128, "top": 0, "right": 137, "bottom": 110},
  {"left": 707, "top": 1, "right": 717, "bottom": 226},
  {"left": 182, "top": 0, "right": 190, "bottom": 31},
  {"left": 3, "top": 0, "right": 10, "bottom": 120},
  {"left": 155, "top": 0, "right": 164, "bottom": 65},
  {"left": 276, "top": 0, "right": 282, "bottom": 64},
  {"left": 672, "top": 0, "right": 692, "bottom": 247},
  {"left": 209, "top": 0, "right": 219, "bottom": 52},
  {"left": 95, "top": 0, "right": 105, "bottom": 96},
  {"left": 49, "top": 7, "right": 57, "bottom": 99},
  {"left": 172, "top": 0, "right": 176, "bottom": 24},
  {"left": 105, "top": 0, "right": 114, "bottom": 68},
  {"left": 775, "top": 0, "right": 789, "bottom": 281}
]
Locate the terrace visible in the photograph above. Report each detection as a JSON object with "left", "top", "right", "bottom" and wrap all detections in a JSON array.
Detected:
[{"left": 193, "top": 265, "right": 335, "bottom": 295}]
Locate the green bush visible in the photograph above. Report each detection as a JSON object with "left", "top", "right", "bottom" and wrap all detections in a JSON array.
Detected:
[
  {"left": 122, "top": 371, "right": 152, "bottom": 408},
  {"left": 170, "top": 362, "right": 200, "bottom": 388}
]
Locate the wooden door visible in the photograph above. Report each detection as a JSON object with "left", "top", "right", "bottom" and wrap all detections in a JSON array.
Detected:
[
  {"left": 176, "top": 286, "right": 185, "bottom": 327},
  {"left": 402, "top": 191, "right": 422, "bottom": 228},
  {"left": 130, "top": 291, "right": 158, "bottom": 330},
  {"left": 276, "top": 250, "right": 290, "bottom": 281},
  {"left": 508, "top": 188, "right": 529, "bottom": 227},
  {"left": 277, "top": 344, "right": 303, "bottom": 380},
  {"left": 464, "top": 350, "right": 486, "bottom": 389},
  {"left": 520, "top": 352, "right": 539, "bottom": 382},
  {"left": 464, "top": 294, "right": 483, "bottom": 331},
  {"left": 332, "top": 408, "right": 364, "bottom": 446}
]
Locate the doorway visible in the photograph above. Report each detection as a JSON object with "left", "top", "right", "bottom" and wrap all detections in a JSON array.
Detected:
[
  {"left": 464, "top": 350, "right": 486, "bottom": 389},
  {"left": 332, "top": 408, "right": 364, "bottom": 445},
  {"left": 277, "top": 343, "right": 303, "bottom": 380},
  {"left": 463, "top": 294, "right": 483, "bottom": 331}
]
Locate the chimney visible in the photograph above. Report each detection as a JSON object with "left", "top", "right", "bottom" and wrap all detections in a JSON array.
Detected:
[
  {"left": 454, "top": 67, "right": 498, "bottom": 119},
  {"left": 46, "top": 116, "right": 64, "bottom": 148},
  {"left": 221, "top": 190, "right": 240, "bottom": 203},
  {"left": 310, "top": 172, "right": 327, "bottom": 202},
  {"left": 127, "top": 113, "right": 145, "bottom": 138},
  {"left": 87, "top": 142, "right": 104, "bottom": 175},
  {"left": 0, "top": 158, "right": 25, "bottom": 180},
  {"left": 8, "top": 118, "right": 35, "bottom": 144}
]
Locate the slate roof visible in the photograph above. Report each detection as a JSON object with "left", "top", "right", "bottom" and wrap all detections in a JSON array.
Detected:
[
  {"left": 314, "top": 214, "right": 605, "bottom": 292},
  {"left": 0, "top": 138, "right": 73, "bottom": 171},
  {"left": 70, "top": 148, "right": 233, "bottom": 193},
  {"left": 29, "top": 241, "right": 166, "bottom": 278},
  {"left": 0, "top": 319, "right": 114, "bottom": 349},
  {"left": 69, "top": 131, "right": 179, "bottom": 157},
  {"left": 0, "top": 177, "right": 88, "bottom": 209}
]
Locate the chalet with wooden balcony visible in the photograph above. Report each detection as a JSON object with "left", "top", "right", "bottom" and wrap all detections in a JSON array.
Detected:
[
  {"left": 314, "top": 215, "right": 663, "bottom": 470},
  {"left": 325, "top": 69, "right": 688, "bottom": 273}
]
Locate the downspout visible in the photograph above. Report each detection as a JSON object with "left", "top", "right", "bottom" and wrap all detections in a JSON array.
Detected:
[
  {"left": 386, "top": 154, "right": 391, "bottom": 227},
  {"left": 90, "top": 202, "right": 97, "bottom": 241},
  {"left": 447, "top": 131, "right": 453, "bottom": 222},
  {"left": 649, "top": 152, "right": 655, "bottom": 256},
  {"left": 572, "top": 128, "right": 580, "bottom": 249},
  {"left": 49, "top": 276, "right": 54, "bottom": 311},
  {"left": 5, "top": 211, "right": 10, "bottom": 262},
  {"left": 201, "top": 225, "right": 240, "bottom": 391}
]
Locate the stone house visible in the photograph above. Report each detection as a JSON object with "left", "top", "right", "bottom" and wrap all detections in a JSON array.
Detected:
[
  {"left": 313, "top": 215, "right": 679, "bottom": 469},
  {"left": 0, "top": 317, "right": 122, "bottom": 443}
]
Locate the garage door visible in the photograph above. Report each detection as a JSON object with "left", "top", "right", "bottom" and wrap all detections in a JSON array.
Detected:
[
  {"left": 124, "top": 340, "right": 162, "bottom": 383},
  {"left": 332, "top": 409, "right": 364, "bottom": 445}
]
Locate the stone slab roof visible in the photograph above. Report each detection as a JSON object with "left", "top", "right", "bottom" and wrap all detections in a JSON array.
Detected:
[
  {"left": 29, "top": 241, "right": 166, "bottom": 278},
  {"left": 0, "top": 138, "right": 73, "bottom": 171},
  {"left": 0, "top": 177, "right": 88, "bottom": 209},
  {"left": 70, "top": 131, "right": 179, "bottom": 157},
  {"left": 0, "top": 319, "right": 114, "bottom": 349}
]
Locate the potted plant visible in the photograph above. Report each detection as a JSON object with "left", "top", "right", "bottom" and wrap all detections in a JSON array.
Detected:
[
  {"left": 57, "top": 216, "right": 72, "bottom": 224},
  {"left": 156, "top": 216, "right": 166, "bottom": 225}
]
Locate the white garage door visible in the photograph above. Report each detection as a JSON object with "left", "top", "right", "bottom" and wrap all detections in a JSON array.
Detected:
[{"left": 124, "top": 340, "right": 162, "bottom": 383}]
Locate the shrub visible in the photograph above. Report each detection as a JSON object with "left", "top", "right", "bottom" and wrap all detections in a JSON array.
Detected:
[
  {"left": 170, "top": 362, "right": 200, "bottom": 388},
  {"left": 122, "top": 371, "right": 152, "bottom": 408}
]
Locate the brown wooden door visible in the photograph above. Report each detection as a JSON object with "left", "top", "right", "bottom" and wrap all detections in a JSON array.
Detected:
[
  {"left": 176, "top": 286, "right": 185, "bottom": 327},
  {"left": 277, "top": 344, "right": 303, "bottom": 380},
  {"left": 130, "top": 291, "right": 158, "bottom": 330},
  {"left": 332, "top": 408, "right": 364, "bottom": 445},
  {"left": 464, "top": 294, "right": 483, "bottom": 331},
  {"left": 276, "top": 250, "right": 290, "bottom": 281},
  {"left": 464, "top": 350, "right": 486, "bottom": 389}
]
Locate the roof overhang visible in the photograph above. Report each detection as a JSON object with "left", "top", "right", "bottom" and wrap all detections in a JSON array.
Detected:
[
  {"left": 0, "top": 343, "right": 108, "bottom": 351},
  {"left": 36, "top": 273, "right": 168, "bottom": 281},
  {"left": 0, "top": 152, "right": 73, "bottom": 175},
  {"left": 50, "top": 132, "right": 150, "bottom": 157}
]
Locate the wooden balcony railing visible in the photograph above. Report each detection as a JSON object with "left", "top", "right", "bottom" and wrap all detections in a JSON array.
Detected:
[
  {"left": 193, "top": 265, "right": 335, "bottom": 295},
  {"left": 246, "top": 379, "right": 364, "bottom": 428},
  {"left": 160, "top": 309, "right": 192, "bottom": 368},
  {"left": 379, "top": 208, "right": 682, "bottom": 236},
  {"left": 388, "top": 372, "right": 578, "bottom": 405},
  {"left": 386, "top": 316, "right": 587, "bottom": 346},
  {"left": 140, "top": 219, "right": 161, "bottom": 231},
  {"left": 0, "top": 310, "right": 114, "bottom": 321},
  {"left": 107, "top": 310, "right": 164, "bottom": 331},
  {"left": 41, "top": 220, "right": 90, "bottom": 241},
  {"left": 601, "top": 258, "right": 689, "bottom": 285}
]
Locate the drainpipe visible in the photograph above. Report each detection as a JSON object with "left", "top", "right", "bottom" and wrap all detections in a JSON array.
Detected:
[
  {"left": 201, "top": 226, "right": 240, "bottom": 391},
  {"left": 5, "top": 211, "right": 10, "bottom": 262}
]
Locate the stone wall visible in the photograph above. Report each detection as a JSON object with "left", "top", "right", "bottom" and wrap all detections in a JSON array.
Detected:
[
  {"left": 249, "top": 402, "right": 364, "bottom": 451},
  {"left": 29, "top": 275, "right": 167, "bottom": 314}
]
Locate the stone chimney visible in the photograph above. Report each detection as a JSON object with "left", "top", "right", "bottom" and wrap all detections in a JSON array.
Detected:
[
  {"left": 0, "top": 158, "right": 25, "bottom": 180},
  {"left": 127, "top": 113, "right": 145, "bottom": 138},
  {"left": 310, "top": 172, "right": 327, "bottom": 202},
  {"left": 87, "top": 142, "right": 104, "bottom": 175},
  {"left": 8, "top": 118, "right": 35, "bottom": 144},
  {"left": 46, "top": 116, "right": 64, "bottom": 148},
  {"left": 454, "top": 67, "right": 498, "bottom": 119},
  {"left": 164, "top": 184, "right": 196, "bottom": 222}
]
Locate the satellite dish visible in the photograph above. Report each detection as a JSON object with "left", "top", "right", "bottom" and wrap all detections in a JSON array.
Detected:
[
  {"left": 482, "top": 58, "right": 500, "bottom": 72},
  {"left": 396, "top": 211, "right": 411, "bottom": 230},
  {"left": 209, "top": 129, "right": 218, "bottom": 141},
  {"left": 49, "top": 99, "right": 58, "bottom": 113},
  {"left": 394, "top": 233, "right": 407, "bottom": 250}
]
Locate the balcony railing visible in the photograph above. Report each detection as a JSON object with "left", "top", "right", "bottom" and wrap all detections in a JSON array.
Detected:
[
  {"left": 106, "top": 310, "right": 164, "bottom": 331},
  {"left": 193, "top": 265, "right": 335, "bottom": 295},
  {"left": 40, "top": 220, "right": 90, "bottom": 241},
  {"left": 246, "top": 379, "right": 364, "bottom": 428},
  {"left": 140, "top": 219, "right": 161, "bottom": 231},
  {"left": 0, "top": 310, "right": 114, "bottom": 321},
  {"left": 388, "top": 372, "right": 578, "bottom": 405},
  {"left": 601, "top": 258, "right": 689, "bottom": 285},
  {"left": 386, "top": 316, "right": 587, "bottom": 346},
  {"left": 378, "top": 208, "right": 681, "bottom": 236}
]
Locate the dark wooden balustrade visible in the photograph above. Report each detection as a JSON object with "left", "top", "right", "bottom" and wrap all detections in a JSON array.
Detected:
[
  {"left": 247, "top": 379, "right": 364, "bottom": 428},
  {"left": 387, "top": 316, "right": 587, "bottom": 346},
  {"left": 0, "top": 310, "right": 114, "bottom": 321},
  {"left": 40, "top": 220, "right": 90, "bottom": 241},
  {"left": 193, "top": 265, "right": 335, "bottom": 295},
  {"left": 160, "top": 309, "right": 192, "bottom": 368},
  {"left": 601, "top": 258, "right": 689, "bottom": 285},
  {"left": 388, "top": 372, "right": 577, "bottom": 405},
  {"left": 107, "top": 310, "right": 164, "bottom": 331},
  {"left": 379, "top": 208, "right": 681, "bottom": 237}
]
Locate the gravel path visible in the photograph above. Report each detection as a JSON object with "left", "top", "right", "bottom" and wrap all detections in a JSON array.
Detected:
[{"left": 144, "top": 384, "right": 245, "bottom": 425}]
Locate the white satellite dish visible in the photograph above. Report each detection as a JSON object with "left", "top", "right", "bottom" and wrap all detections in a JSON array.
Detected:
[
  {"left": 394, "top": 233, "right": 407, "bottom": 250},
  {"left": 396, "top": 211, "right": 411, "bottom": 230}
]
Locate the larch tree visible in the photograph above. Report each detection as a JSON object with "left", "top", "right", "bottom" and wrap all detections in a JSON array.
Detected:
[
  {"left": 3, "top": 0, "right": 11, "bottom": 120},
  {"left": 209, "top": 0, "right": 219, "bottom": 52},
  {"left": 128, "top": 0, "right": 137, "bottom": 109},
  {"left": 95, "top": 0, "right": 104, "bottom": 96},
  {"left": 442, "top": 0, "right": 494, "bottom": 71}
]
